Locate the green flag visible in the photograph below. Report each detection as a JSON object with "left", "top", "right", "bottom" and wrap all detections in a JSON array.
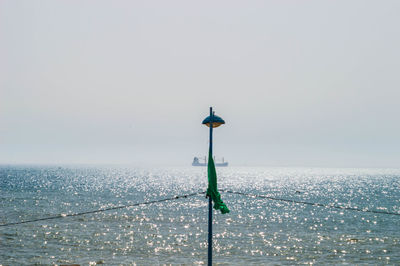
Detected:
[{"left": 206, "top": 150, "right": 230, "bottom": 214}]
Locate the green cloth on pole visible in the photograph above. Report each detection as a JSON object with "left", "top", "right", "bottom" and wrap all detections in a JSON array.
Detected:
[{"left": 206, "top": 150, "right": 230, "bottom": 214}]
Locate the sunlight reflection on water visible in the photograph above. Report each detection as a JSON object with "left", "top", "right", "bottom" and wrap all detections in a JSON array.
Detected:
[{"left": 1, "top": 166, "right": 400, "bottom": 265}]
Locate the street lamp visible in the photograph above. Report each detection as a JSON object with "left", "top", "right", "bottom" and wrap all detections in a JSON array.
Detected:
[{"left": 203, "top": 107, "right": 226, "bottom": 266}]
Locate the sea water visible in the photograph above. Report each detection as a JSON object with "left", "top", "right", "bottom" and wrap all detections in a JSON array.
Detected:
[{"left": 1, "top": 166, "right": 400, "bottom": 265}]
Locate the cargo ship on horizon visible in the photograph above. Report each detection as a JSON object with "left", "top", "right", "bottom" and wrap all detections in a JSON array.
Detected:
[{"left": 192, "top": 156, "right": 228, "bottom": 167}]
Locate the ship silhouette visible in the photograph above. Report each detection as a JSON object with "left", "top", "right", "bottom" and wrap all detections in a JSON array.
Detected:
[{"left": 192, "top": 156, "right": 228, "bottom": 167}]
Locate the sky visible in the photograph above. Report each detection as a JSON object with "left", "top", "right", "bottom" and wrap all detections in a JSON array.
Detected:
[{"left": 1, "top": 0, "right": 400, "bottom": 167}]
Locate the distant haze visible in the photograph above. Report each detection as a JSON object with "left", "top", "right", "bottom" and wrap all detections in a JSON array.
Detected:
[{"left": 1, "top": 1, "right": 400, "bottom": 167}]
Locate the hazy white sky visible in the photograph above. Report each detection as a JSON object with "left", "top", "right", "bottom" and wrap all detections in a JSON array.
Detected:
[{"left": 1, "top": 0, "right": 400, "bottom": 167}]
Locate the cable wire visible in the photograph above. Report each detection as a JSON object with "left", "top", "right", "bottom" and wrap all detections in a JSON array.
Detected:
[
  {"left": 0, "top": 191, "right": 205, "bottom": 228},
  {"left": 222, "top": 190, "right": 400, "bottom": 216},
  {"left": 2, "top": 189, "right": 399, "bottom": 228}
]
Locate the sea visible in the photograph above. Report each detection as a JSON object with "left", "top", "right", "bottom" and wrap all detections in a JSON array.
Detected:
[{"left": 1, "top": 166, "right": 400, "bottom": 265}]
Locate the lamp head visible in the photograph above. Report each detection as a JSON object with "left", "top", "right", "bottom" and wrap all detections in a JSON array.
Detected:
[{"left": 202, "top": 114, "right": 225, "bottom": 128}]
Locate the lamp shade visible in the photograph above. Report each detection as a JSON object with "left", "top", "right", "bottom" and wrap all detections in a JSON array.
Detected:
[{"left": 202, "top": 115, "right": 225, "bottom": 128}]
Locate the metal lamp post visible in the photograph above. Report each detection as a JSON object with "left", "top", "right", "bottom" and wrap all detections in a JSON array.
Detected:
[{"left": 202, "top": 107, "right": 225, "bottom": 266}]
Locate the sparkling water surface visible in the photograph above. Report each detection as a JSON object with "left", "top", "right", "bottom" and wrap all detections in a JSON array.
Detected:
[{"left": 1, "top": 166, "right": 400, "bottom": 265}]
